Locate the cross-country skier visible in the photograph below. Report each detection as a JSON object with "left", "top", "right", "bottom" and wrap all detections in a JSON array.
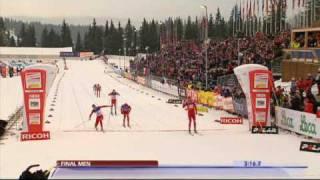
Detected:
[
  {"left": 108, "top": 89, "right": 120, "bottom": 115},
  {"left": 182, "top": 96, "right": 198, "bottom": 134},
  {"left": 96, "top": 84, "right": 101, "bottom": 97},
  {"left": 121, "top": 103, "right": 132, "bottom": 128},
  {"left": 89, "top": 104, "right": 111, "bottom": 132},
  {"left": 93, "top": 84, "right": 97, "bottom": 96}
]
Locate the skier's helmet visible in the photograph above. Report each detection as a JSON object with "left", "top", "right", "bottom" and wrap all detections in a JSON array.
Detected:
[{"left": 92, "top": 104, "right": 96, "bottom": 108}]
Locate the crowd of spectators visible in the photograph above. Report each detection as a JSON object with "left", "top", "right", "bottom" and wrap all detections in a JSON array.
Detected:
[
  {"left": 132, "top": 31, "right": 290, "bottom": 90},
  {"left": 275, "top": 71, "right": 320, "bottom": 115}
]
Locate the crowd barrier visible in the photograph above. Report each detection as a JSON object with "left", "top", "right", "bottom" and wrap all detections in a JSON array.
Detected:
[
  {"left": 137, "top": 76, "right": 146, "bottom": 85},
  {"left": 275, "top": 106, "right": 320, "bottom": 139},
  {"left": 151, "top": 80, "right": 180, "bottom": 97},
  {"left": 120, "top": 71, "right": 245, "bottom": 118},
  {"left": 185, "top": 89, "right": 237, "bottom": 113},
  {"left": 233, "top": 98, "right": 248, "bottom": 117}
]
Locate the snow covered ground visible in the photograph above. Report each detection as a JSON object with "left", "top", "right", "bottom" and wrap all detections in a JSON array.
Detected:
[
  {"left": 0, "top": 76, "right": 23, "bottom": 120},
  {"left": 0, "top": 59, "right": 320, "bottom": 179}
]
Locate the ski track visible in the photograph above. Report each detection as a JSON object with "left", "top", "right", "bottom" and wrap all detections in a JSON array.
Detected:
[{"left": 0, "top": 59, "right": 320, "bottom": 178}]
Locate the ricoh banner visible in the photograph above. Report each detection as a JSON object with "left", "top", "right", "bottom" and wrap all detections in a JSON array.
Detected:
[
  {"left": 234, "top": 64, "right": 273, "bottom": 129},
  {"left": 275, "top": 106, "right": 320, "bottom": 139},
  {"left": 20, "top": 64, "right": 57, "bottom": 141}
]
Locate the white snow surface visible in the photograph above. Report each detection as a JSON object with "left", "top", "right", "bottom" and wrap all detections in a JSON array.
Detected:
[
  {"left": 0, "top": 59, "right": 319, "bottom": 179},
  {"left": 0, "top": 76, "right": 23, "bottom": 120}
]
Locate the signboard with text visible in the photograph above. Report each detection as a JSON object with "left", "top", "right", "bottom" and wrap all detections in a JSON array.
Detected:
[
  {"left": 249, "top": 70, "right": 273, "bottom": 127},
  {"left": 20, "top": 69, "right": 50, "bottom": 141}
]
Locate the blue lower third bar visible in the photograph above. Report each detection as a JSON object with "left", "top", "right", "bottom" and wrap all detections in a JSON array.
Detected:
[{"left": 50, "top": 165, "right": 308, "bottom": 179}]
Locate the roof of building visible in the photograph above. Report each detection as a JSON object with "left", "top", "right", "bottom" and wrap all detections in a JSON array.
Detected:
[{"left": 0, "top": 47, "right": 72, "bottom": 56}]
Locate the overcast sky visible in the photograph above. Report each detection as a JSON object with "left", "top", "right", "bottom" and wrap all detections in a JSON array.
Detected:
[{"left": 0, "top": 0, "right": 238, "bottom": 24}]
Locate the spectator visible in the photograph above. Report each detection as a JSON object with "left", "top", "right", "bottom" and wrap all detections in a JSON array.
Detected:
[
  {"left": 315, "top": 69, "right": 320, "bottom": 95},
  {"left": 290, "top": 77, "right": 297, "bottom": 93},
  {"left": 290, "top": 91, "right": 302, "bottom": 111}
]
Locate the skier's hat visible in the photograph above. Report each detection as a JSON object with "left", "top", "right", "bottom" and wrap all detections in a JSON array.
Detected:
[{"left": 92, "top": 104, "right": 96, "bottom": 108}]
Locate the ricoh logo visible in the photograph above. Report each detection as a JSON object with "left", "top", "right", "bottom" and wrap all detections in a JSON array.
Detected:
[
  {"left": 299, "top": 115, "right": 317, "bottom": 135},
  {"left": 280, "top": 110, "right": 294, "bottom": 129},
  {"left": 21, "top": 131, "right": 50, "bottom": 141}
]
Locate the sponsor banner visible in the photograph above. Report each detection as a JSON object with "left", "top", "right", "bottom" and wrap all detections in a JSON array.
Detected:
[
  {"left": 222, "top": 97, "right": 234, "bottom": 112},
  {"left": 275, "top": 106, "right": 320, "bottom": 139},
  {"left": 251, "top": 126, "right": 279, "bottom": 134},
  {"left": 56, "top": 160, "right": 159, "bottom": 168},
  {"left": 137, "top": 76, "right": 146, "bottom": 85},
  {"left": 207, "top": 93, "right": 217, "bottom": 107},
  {"left": 79, "top": 52, "right": 94, "bottom": 58},
  {"left": 21, "top": 69, "right": 47, "bottom": 133},
  {"left": 220, "top": 117, "right": 243, "bottom": 124},
  {"left": 167, "top": 99, "right": 182, "bottom": 104},
  {"left": 60, "top": 52, "right": 75, "bottom": 57},
  {"left": 249, "top": 69, "right": 273, "bottom": 127},
  {"left": 124, "top": 72, "right": 133, "bottom": 80},
  {"left": 300, "top": 141, "right": 320, "bottom": 153},
  {"left": 233, "top": 98, "right": 248, "bottom": 117},
  {"left": 234, "top": 64, "right": 269, "bottom": 128},
  {"left": 215, "top": 95, "right": 223, "bottom": 109},
  {"left": 20, "top": 131, "right": 50, "bottom": 141},
  {"left": 197, "top": 106, "right": 208, "bottom": 113}
]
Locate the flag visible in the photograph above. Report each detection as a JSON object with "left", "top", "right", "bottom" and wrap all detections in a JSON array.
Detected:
[
  {"left": 292, "top": 0, "right": 295, "bottom": 9},
  {"left": 257, "top": 0, "right": 260, "bottom": 16},
  {"left": 249, "top": 0, "right": 252, "bottom": 17},
  {"left": 243, "top": 1, "right": 245, "bottom": 20},
  {"left": 247, "top": 0, "right": 249, "bottom": 18},
  {"left": 253, "top": 0, "right": 256, "bottom": 17},
  {"left": 240, "top": 0, "right": 242, "bottom": 20}
]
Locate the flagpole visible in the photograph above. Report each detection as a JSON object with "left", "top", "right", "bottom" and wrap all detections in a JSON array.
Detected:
[{"left": 280, "top": 1, "right": 282, "bottom": 32}]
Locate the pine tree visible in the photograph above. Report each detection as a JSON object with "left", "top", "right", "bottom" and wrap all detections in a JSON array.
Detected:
[
  {"left": 208, "top": 14, "right": 214, "bottom": 38},
  {"left": 140, "top": 18, "right": 149, "bottom": 52},
  {"left": 61, "top": 20, "right": 73, "bottom": 47},
  {"left": 106, "top": 20, "right": 115, "bottom": 54},
  {"left": 176, "top": 17, "right": 183, "bottom": 41},
  {"left": 117, "top": 22, "right": 124, "bottom": 55},
  {"left": 24, "top": 25, "right": 36, "bottom": 47},
  {"left": 84, "top": 18, "right": 103, "bottom": 54},
  {"left": 185, "top": 16, "right": 193, "bottom": 40},
  {"left": 0, "top": 17, "right": 6, "bottom": 46},
  {"left": 75, "top": 32, "right": 82, "bottom": 52},
  {"left": 41, "top": 27, "right": 49, "bottom": 47},
  {"left": 18, "top": 23, "right": 26, "bottom": 46},
  {"left": 193, "top": 17, "right": 199, "bottom": 41},
  {"left": 149, "top": 19, "right": 159, "bottom": 52},
  {"left": 9, "top": 36, "right": 16, "bottom": 47},
  {"left": 125, "top": 18, "right": 134, "bottom": 51},
  {"left": 103, "top": 20, "right": 109, "bottom": 52},
  {"left": 48, "top": 28, "right": 61, "bottom": 47}
]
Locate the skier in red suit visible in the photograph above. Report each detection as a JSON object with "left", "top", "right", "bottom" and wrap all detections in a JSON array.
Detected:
[
  {"left": 89, "top": 104, "right": 111, "bottom": 131},
  {"left": 108, "top": 89, "right": 120, "bottom": 115},
  {"left": 121, "top": 103, "right": 132, "bottom": 128},
  {"left": 183, "top": 96, "right": 198, "bottom": 134}
]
